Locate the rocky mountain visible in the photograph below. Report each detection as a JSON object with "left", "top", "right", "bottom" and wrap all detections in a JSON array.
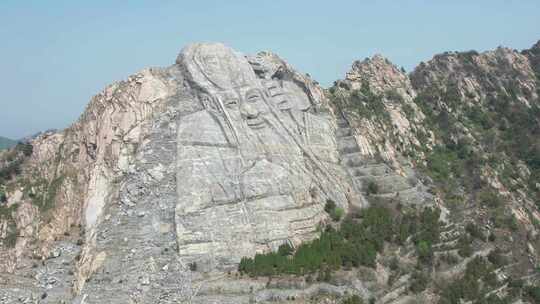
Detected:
[
  {"left": 0, "top": 136, "right": 17, "bottom": 150},
  {"left": 0, "top": 41, "right": 539, "bottom": 304}
]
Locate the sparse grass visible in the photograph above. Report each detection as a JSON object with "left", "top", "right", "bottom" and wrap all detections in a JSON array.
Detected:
[{"left": 346, "top": 82, "right": 392, "bottom": 125}]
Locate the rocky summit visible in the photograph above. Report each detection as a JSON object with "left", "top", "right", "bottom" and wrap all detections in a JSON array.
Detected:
[{"left": 1, "top": 41, "right": 540, "bottom": 304}]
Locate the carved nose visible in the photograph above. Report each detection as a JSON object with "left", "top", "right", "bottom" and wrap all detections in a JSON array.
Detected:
[{"left": 240, "top": 103, "right": 258, "bottom": 119}]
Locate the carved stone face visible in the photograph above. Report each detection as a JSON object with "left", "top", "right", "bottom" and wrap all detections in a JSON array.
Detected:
[
  {"left": 204, "top": 87, "right": 269, "bottom": 133},
  {"left": 184, "top": 44, "right": 279, "bottom": 135},
  {"left": 241, "top": 88, "right": 267, "bottom": 129}
]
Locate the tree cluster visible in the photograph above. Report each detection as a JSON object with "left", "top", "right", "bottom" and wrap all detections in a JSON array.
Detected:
[{"left": 239, "top": 206, "right": 441, "bottom": 277}]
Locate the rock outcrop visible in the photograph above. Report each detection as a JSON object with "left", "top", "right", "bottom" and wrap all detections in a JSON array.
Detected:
[
  {"left": 174, "top": 44, "right": 352, "bottom": 273},
  {"left": 0, "top": 43, "right": 361, "bottom": 303},
  {"left": 1, "top": 40, "right": 540, "bottom": 304}
]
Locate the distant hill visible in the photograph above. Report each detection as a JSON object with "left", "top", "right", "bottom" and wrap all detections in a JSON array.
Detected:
[{"left": 0, "top": 136, "right": 17, "bottom": 150}]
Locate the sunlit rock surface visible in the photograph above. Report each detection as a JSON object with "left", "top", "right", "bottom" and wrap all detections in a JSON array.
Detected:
[{"left": 1, "top": 40, "right": 540, "bottom": 303}]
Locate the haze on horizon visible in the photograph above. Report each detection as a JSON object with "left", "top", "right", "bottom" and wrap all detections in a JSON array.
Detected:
[{"left": 1, "top": 0, "right": 539, "bottom": 139}]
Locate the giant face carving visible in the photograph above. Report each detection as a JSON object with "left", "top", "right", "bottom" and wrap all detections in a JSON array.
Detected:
[
  {"left": 201, "top": 86, "right": 270, "bottom": 137},
  {"left": 217, "top": 88, "right": 269, "bottom": 130},
  {"left": 175, "top": 43, "right": 352, "bottom": 271},
  {"left": 241, "top": 88, "right": 267, "bottom": 129},
  {"left": 184, "top": 43, "right": 273, "bottom": 133}
]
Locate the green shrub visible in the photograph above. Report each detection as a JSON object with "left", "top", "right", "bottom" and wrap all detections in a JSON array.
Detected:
[
  {"left": 15, "top": 143, "right": 33, "bottom": 157},
  {"left": 4, "top": 227, "right": 18, "bottom": 248},
  {"left": 481, "top": 294, "right": 508, "bottom": 304},
  {"left": 457, "top": 236, "right": 473, "bottom": 258},
  {"left": 385, "top": 89, "right": 403, "bottom": 103},
  {"left": 525, "top": 285, "right": 540, "bottom": 303},
  {"left": 239, "top": 206, "right": 395, "bottom": 277},
  {"left": 324, "top": 199, "right": 336, "bottom": 213},
  {"left": 324, "top": 199, "right": 344, "bottom": 221},
  {"left": 0, "top": 203, "right": 18, "bottom": 220},
  {"left": 466, "top": 105, "right": 493, "bottom": 129},
  {"left": 438, "top": 256, "right": 494, "bottom": 304},
  {"left": 366, "top": 180, "right": 379, "bottom": 195},
  {"left": 402, "top": 103, "right": 416, "bottom": 120},
  {"left": 331, "top": 208, "right": 344, "bottom": 221},
  {"left": 487, "top": 249, "right": 507, "bottom": 267},
  {"left": 410, "top": 270, "right": 429, "bottom": 293},
  {"left": 0, "top": 159, "right": 23, "bottom": 182},
  {"left": 465, "top": 222, "right": 485, "bottom": 241},
  {"left": 417, "top": 241, "right": 433, "bottom": 264},
  {"left": 277, "top": 243, "right": 293, "bottom": 256},
  {"left": 316, "top": 267, "right": 333, "bottom": 282},
  {"left": 491, "top": 211, "right": 519, "bottom": 232},
  {"left": 347, "top": 82, "right": 391, "bottom": 124},
  {"left": 415, "top": 207, "right": 441, "bottom": 245},
  {"left": 389, "top": 256, "right": 399, "bottom": 271},
  {"left": 477, "top": 189, "right": 502, "bottom": 208},
  {"left": 238, "top": 206, "right": 441, "bottom": 279},
  {"left": 0, "top": 143, "right": 33, "bottom": 184},
  {"left": 440, "top": 252, "right": 459, "bottom": 265},
  {"left": 425, "top": 146, "right": 460, "bottom": 182},
  {"left": 342, "top": 295, "right": 363, "bottom": 304}
]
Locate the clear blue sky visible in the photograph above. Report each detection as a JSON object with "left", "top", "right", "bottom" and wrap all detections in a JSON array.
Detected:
[{"left": 1, "top": 0, "right": 539, "bottom": 139}]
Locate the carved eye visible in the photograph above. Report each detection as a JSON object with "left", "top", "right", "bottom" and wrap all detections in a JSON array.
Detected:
[
  {"left": 224, "top": 98, "right": 239, "bottom": 108},
  {"left": 246, "top": 90, "right": 262, "bottom": 103}
]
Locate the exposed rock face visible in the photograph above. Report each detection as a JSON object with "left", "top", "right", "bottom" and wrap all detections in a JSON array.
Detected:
[
  {"left": 344, "top": 54, "right": 413, "bottom": 96},
  {"left": 338, "top": 54, "right": 431, "bottom": 158},
  {"left": 409, "top": 44, "right": 540, "bottom": 275},
  {"left": 331, "top": 55, "right": 434, "bottom": 208},
  {"left": 0, "top": 43, "right": 359, "bottom": 303},
  {"left": 72, "top": 43, "right": 359, "bottom": 303},
  {"left": 326, "top": 43, "right": 540, "bottom": 303},
  {"left": 174, "top": 43, "right": 352, "bottom": 272},
  {"left": 1, "top": 40, "right": 540, "bottom": 304},
  {"left": 411, "top": 47, "right": 538, "bottom": 107}
]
